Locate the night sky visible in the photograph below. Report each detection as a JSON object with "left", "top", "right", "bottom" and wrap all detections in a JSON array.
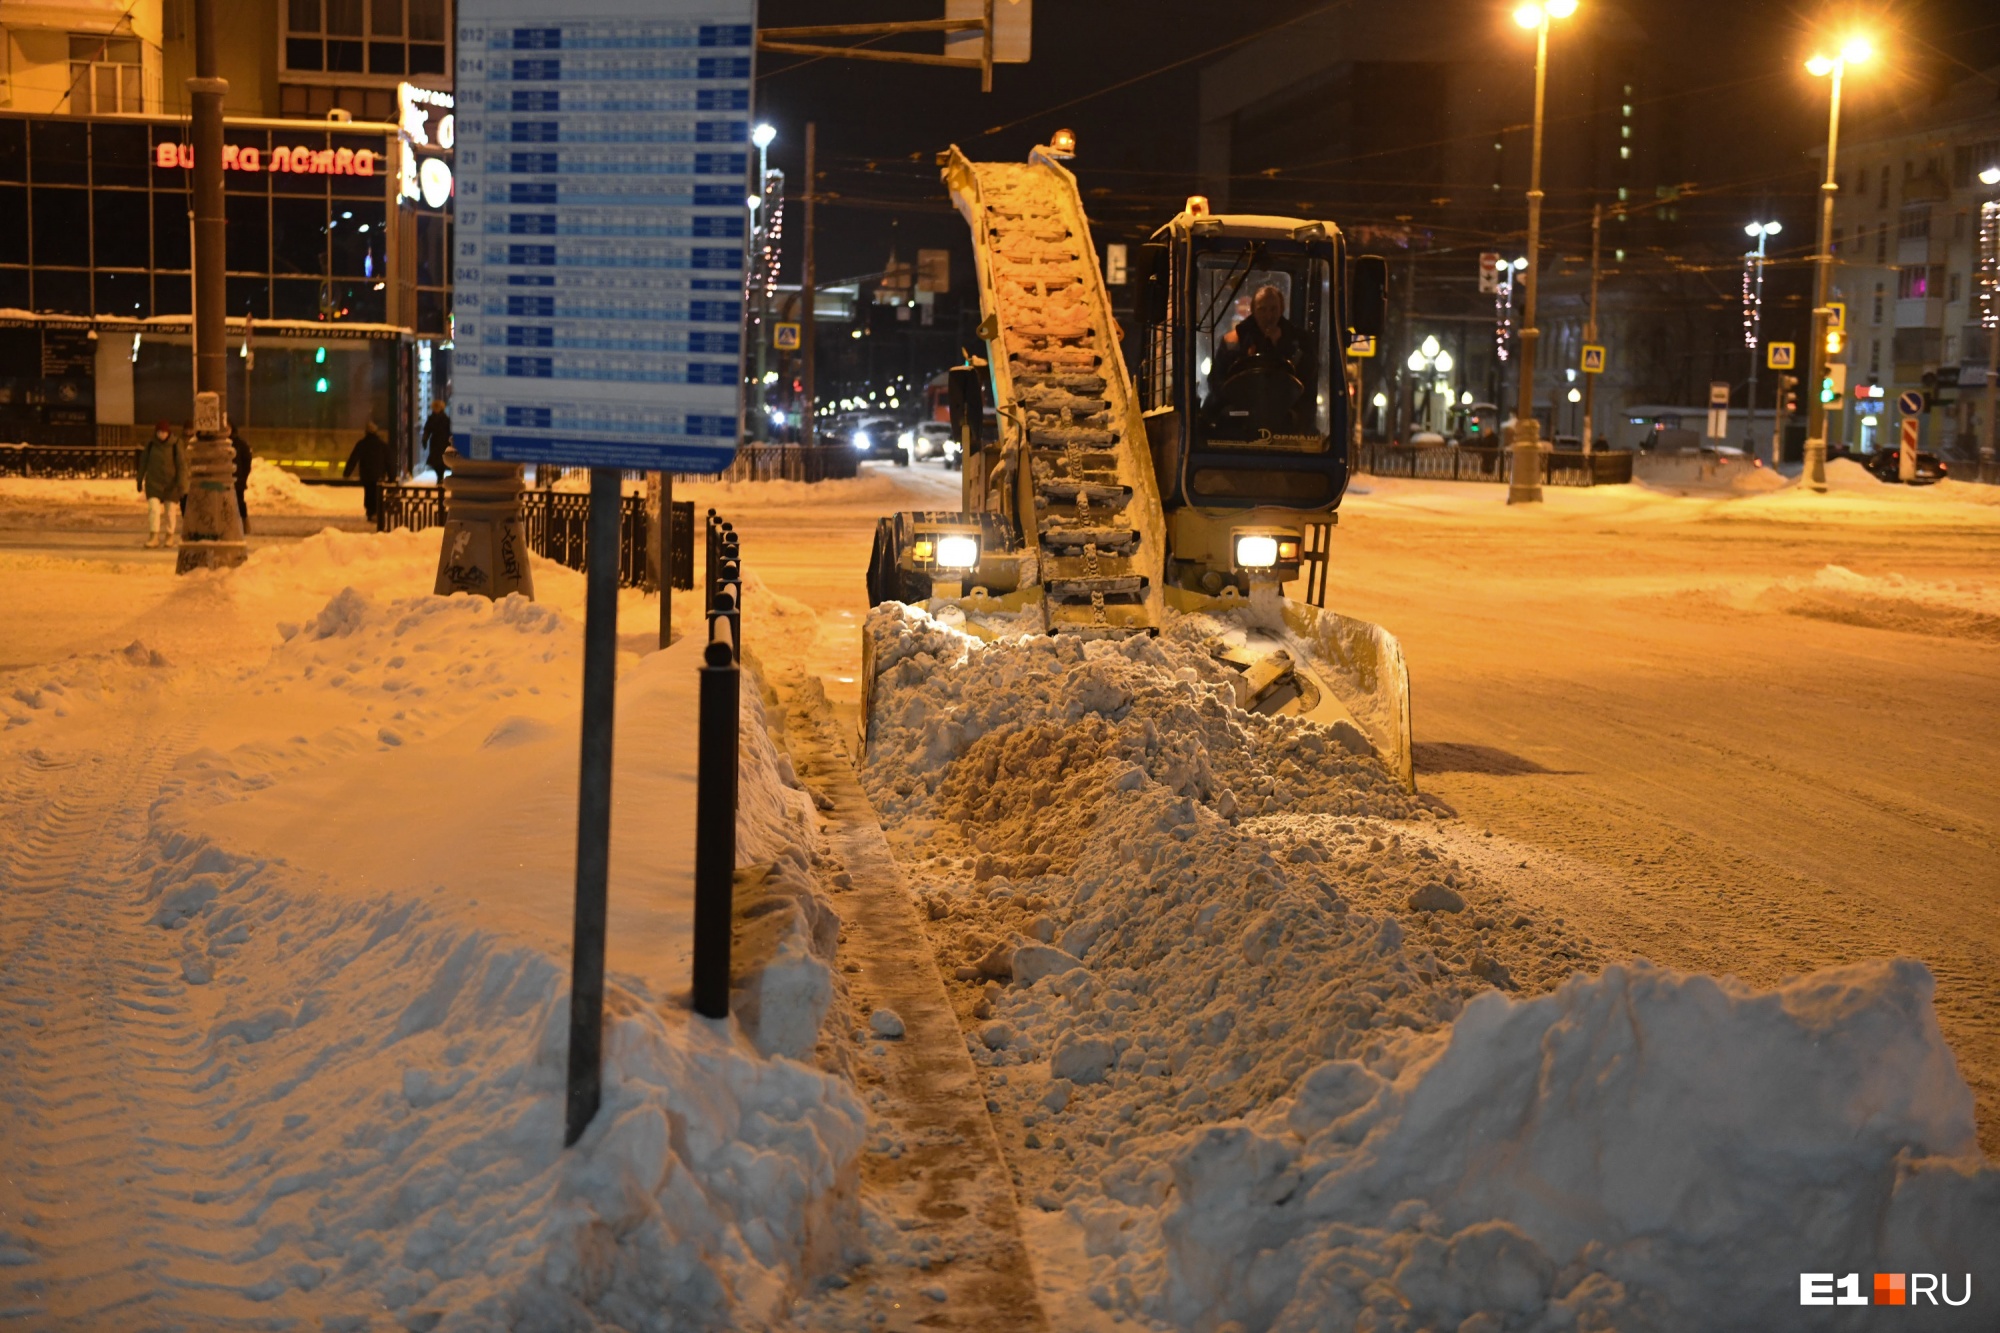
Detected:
[{"left": 753, "top": 0, "right": 2000, "bottom": 307}]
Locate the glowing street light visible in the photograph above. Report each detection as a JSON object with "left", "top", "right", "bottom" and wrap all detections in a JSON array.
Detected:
[
  {"left": 1506, "top": 0, "right": 1577, "bottom": 503},
  {"left": 1801, "top": 35, "right": 1873, "bottom": 491},
  {"left": 1743, "top": 220, "right": 1783, "bottom": 453}
]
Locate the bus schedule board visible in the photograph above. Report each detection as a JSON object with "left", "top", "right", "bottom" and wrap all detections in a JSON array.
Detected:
[{"left": 451, "top": 0, "right": 753, "bottom": 472}]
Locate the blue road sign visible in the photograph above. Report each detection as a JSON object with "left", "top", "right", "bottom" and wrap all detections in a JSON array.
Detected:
[
  {"left": 451, "top": 1, "right": 754, "bottom": 472},
  {"left": 1896, "top": 390, "right": 1924, "bottom": 416}
]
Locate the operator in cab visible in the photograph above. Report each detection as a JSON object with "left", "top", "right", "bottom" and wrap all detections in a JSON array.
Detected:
[{"left": 1207, "top": 283, "right": 1318, "bottom": 437}]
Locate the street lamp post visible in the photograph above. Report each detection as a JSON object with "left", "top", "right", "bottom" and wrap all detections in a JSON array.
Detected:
[
  {"left": 1406, "top": 336, "right": 1455, "bottom": 435},
  {"left": 1508, "top": 0, "right": 1576, "bottom": 504},
  {"left": 1744, "top": 219, "right": 1782, "bottom": 456},
  {"left": 748, "top": 123, "right": 777, "bottom": 443},
  {"left": 1803, "top": 37, "right": 1871, "bottom": 493}
]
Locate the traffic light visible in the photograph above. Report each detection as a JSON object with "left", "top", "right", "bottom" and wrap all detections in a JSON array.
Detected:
[
  {"left": 1825, "top": 328, "right": 1845, "bottom": 356},
  {"left": 1780, "top": 374, "right": 1798, "bottom": 416},
  {"left": 315, "top": 345, "right": 327, "bottom": 364}
]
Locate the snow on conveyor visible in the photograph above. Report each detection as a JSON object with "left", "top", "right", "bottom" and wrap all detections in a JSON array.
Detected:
[{"left": 861, "top": 602, "right": 2000, "bottom": 1332}]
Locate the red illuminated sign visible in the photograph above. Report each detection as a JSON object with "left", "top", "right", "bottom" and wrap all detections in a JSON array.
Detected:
[{"left": 153, "top": 142, "right": 378, "bottom": 177}]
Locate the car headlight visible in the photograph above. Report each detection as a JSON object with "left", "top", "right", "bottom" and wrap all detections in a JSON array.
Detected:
[
  {"left": 852, "top": 431, "right": 871, "bottom": 451},
  {"left": 899, "top": 430, "right": 914, "bottom": 448},
  {"left": 934, "top": 534, "right": 980, "bottom": 570},
  {"left": 1234, "top": 534, "right": 1280, "bottom": 569}
]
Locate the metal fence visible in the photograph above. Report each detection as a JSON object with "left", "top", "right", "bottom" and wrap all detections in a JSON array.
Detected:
[
  {"left": 1358, "top": 443, "right": 1634, "bottom": 487},
  {"left": 0, "top": 443, "right": 140, "bottom": 479},
  {"left": 702, "top": 443, "right": 861, "bottom": 483},
  {"left": 376, "top": 483, "right": 695, "bottom": 590}
]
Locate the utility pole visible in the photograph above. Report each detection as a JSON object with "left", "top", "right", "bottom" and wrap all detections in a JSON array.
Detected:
[
  {"left": 177, "top": 0, "right": 247, "bottom": 572},
  {"left": 1391, "top": 252, "right": 1416, "bottom": 445},
  {"left": 1581, "top": 203, "right": 1601, "bottom": 457},
  {"left": 802, "top": 122, "right": 818, "bottom": 450}
]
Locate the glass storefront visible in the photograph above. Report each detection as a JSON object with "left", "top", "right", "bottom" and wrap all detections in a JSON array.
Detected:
[{"left": 0, "top": 111, "right": 451, "bottom": 470}]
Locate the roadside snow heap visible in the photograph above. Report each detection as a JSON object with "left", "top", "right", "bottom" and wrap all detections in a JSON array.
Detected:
[
  {"left": 862, "top": 603, "right": 2000, "bottom": 1332},
  {"left": 0, "top": 532, "right": 865, "bottom": 1330}
]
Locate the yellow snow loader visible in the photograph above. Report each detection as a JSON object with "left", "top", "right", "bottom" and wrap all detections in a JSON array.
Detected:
[{"left": 864, "top": 139, "right": 1412, "bottom": 789}]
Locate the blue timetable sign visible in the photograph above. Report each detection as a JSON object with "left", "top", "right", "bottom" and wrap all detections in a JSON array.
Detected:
[{"left": 451, "top": 0, "right": 754, "bottom": 472}]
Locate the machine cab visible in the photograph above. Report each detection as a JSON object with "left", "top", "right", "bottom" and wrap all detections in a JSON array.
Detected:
[{"left": 1135, "top": 203, "right": 1384, "bottom": 594}]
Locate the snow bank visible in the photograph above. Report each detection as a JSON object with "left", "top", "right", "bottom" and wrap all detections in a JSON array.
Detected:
[
  {"left": 244, "top": 457, "right": 366, "bottom": 515},
  {"left": 126, "top": 829, "right": 864, "bottom": 1330},
  {"left": 859, "top": 603, "right": 1998, "bottom": 1332},
  {"left": 1760, "top": 564, "right": 2000, "bottom": 642},
  {"left": 2, "top": 529, "right": 864, "bottom": 1327}
]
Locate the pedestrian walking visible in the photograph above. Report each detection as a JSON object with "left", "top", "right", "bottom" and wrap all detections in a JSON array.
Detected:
[
  {"left": 422, "top": 399, "right": 451, "bottom": 484},
  {"left": 343, "top": 419, "right": 393, "bottom": 525},
  {"left": 136, "top": 420, "right": 186, "bottom": 548},
  {"left": 230, "top": 423, "right": 253, "bottom": 534}
]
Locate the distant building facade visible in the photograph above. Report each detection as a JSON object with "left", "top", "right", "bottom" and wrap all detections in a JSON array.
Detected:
[
  {"left": 1194, "top": 4, "right": 1814, "bottom": 446},
  {"left": 1830, "top": 66, "right": 2000, "bottom": 460}
]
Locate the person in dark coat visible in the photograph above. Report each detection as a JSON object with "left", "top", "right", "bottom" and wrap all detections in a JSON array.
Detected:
[
  {"left": 230, "top": 424, "right": 253, "bottom": 534},
  {"left": 343, "top": 420, "right": 393, "bottom": 524},
  {"left": 421, "top": 399, "right": 451, "bottom": 484},
  {"left": 136, "top": 420, "right": 186, "bottom": 548}
]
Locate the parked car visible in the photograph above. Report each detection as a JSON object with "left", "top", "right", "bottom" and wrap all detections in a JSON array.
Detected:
[
  {"left": 843, "top": 414, "right": 909, "bottom": 465},
  {"left": 1863, "top": 447, "right": 1947, "bottom": 485},
  {"left": 901, "top": 420, "right": 956, "bottom": 463}
]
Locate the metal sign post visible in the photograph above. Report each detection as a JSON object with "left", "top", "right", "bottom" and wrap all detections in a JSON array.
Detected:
[
  {"left": 455, "top": 0, "right": 752, "bottom": 1149},
  {"left": 1897, "top": 390, "right": 1924, "bottom": 482},
  {"left": 1706, "top": 381, "right": 1731, "bottom": 441}
]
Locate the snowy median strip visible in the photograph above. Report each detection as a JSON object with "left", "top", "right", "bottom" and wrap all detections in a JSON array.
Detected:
[{"left": 859, "top": 601, "right": 1999, "bottom": 1330}]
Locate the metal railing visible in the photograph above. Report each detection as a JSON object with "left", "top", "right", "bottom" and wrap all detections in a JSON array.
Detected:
[
  {"left": 1358, "top": 443, "right": 1633, "bottom": 487},
  {"left": 0, "top": 443, "right": 141, "bottom": 479},
  {"left": 702, "top": 443, "right": 861, "bottom": 483},
  {"left": 376, "top": 482, "right": 682, "bottom": 589}
]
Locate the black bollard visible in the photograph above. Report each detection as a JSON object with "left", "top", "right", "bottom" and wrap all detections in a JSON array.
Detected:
[{"left": 691, "top": 631, "right": 740, "bottom": 1019}]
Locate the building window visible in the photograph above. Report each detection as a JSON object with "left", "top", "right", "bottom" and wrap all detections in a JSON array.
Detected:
[
  {"left": 1872, "top": 283, "right": 1884, "bottom": 323},
  {"left": 284, "top": 0, "right": 448, "bottom": 80},
  {"left": 1897, "top": 205, "right": 1930, "bottom": 240},
  {"left": 1877, "top": 169, "right": 1888, "bottom": 208},
  {"left": 1832, "top": 227, "right": 1843, "bottom": 255},
  {"left": 1949, "top": 272, "right": 1962, "bottom": 304},
  {"left": 278, "top": 84, "right": 398, "bottom": 120},
  {"left": 1875, "top": 226, "right": 1886, "bottom": 262},
  {"left": 1897, "top": 266, "right": 1941, "bottom": 300},
  {"left": 1855, "top": 165, "right": 1867, "bottom": 197},
  {"left": 1869, "top": 340, "right": 1880, "bottom": 375},
  {"left": 69, "top": 35, "right": 144, "bottom": 115}
]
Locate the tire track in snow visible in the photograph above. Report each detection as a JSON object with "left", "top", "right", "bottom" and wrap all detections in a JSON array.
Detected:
[{"left": 0, "top": 712, "right": 237, "bottom": 1327}]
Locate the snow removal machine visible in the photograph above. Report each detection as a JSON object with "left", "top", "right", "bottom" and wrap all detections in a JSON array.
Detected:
[{"left": 864, "top": 137, "right": 1413, "bottom": 789}]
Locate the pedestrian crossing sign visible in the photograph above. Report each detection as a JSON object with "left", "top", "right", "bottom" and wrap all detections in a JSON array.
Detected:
[
  {"left": 1348, "top": 334, "right": 1377, "bottom": 358},
  {"left": 1827, "top": 301, "right": 1845, "bottom": 332},
  {"left": 774, "top": 323, "right": 802, "bottom": 351},
  {"left": 1580, "top": 344, "right": 1606, "bottom": 374},
  {"left": 1767, "top": 341, "right": 1795, "bottom": 370}
]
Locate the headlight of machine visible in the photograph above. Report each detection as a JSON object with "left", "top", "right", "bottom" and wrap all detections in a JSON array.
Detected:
[
  {"left": 934, "top": 534, "right": 980, "bottom": 570},
  {"left": 852, "top": 430, "right": 871, "bottom": 452},
  {"left": 1234, "top": 534, "right": 1280, "bottom": 569}
]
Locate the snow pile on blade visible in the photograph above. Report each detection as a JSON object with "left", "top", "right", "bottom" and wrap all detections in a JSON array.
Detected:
[
  {"left": 861, "top": 603, "right": 1421, "bottom": 881},
  {"left": 1, "top": 530, "right": 864, "bottom": 1329},
  {"left": 859, "top": 603, "right": 1998, "bottom": 1332}
]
